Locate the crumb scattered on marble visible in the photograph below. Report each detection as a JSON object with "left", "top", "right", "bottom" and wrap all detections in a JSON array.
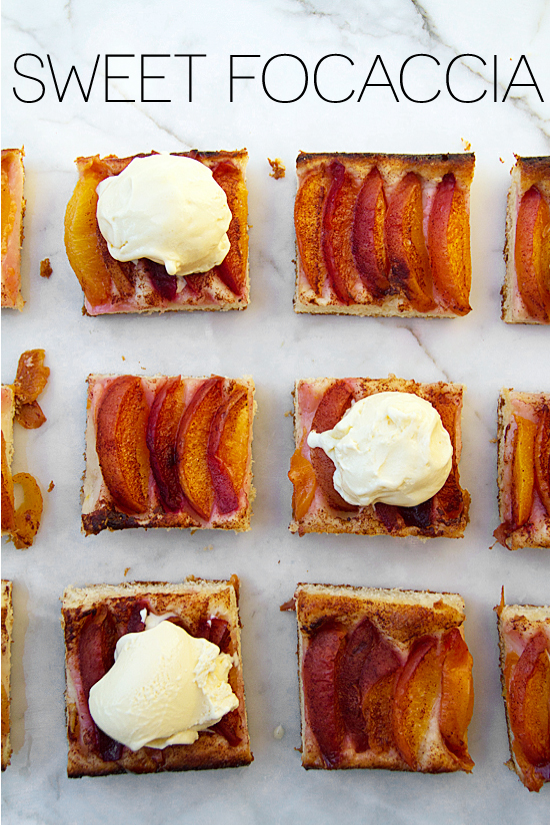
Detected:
[
  {"left": 268, "top": 157, "right": 286, "bottom": 179},
  {"left": 40, "top": 258, "right": 52, "bottom": 278},
  {"left": 499, "top": 158, "right": 505, "bottom": 164},
  {"left": 284, "top": 410, "right": 292, "bottom": 417},
  {"left": 47, "top": 480, "right": 54, "bottom": 492},
  {"left": 124, "top": 567, "right": 130, "bottom": 577},
  {"left": 461, "top": 138, "right": 472, "bottom": 152},
  {"left": 273, "top": 725, "right": 285, "bottom": 740},
  {"left": 203, "top": 544, "right": 214, "bottom": 551}
]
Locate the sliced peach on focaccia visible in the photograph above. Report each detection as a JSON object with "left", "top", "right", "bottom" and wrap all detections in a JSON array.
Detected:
[
  {"left": 352, "top": 167, "right": 391, "bottom": 301},
  {"left": 439, "top": 628, "right": 475, "bottom": 768},
  {"left": 146, "top": 377, "right": 187, "bottom": 512},
  {"left": 535, "top": 407, "right": 550, "bottom": 516},
  {"left": 211, "top": 160, "right": 248, "bottom": 297},
  {"left": 508, "top": 631, "right": 550, "bottom": 768},
  {"left": 386, "top": 172, "right": 436, "bottom": 313},
  {"left": 515, "top": 186, "right": 550, "bottom": 323},
  {"left": 511, "top": 414, "right": 538, "bottom": 528},
  {"left": 176, "top": 378, "right": 223, "bottom": 521},
  {"left": 288, "top": 444, "right": 317, "bottom": 521},
  {"left": 95, "top": 376, "right": 151, "bottom": 514},
  {"left": 322, "top": 160, "right": 361, "bottom": 304},
  {"left": 295, "top": 166, "right": 331, "bottom": 295},
  {"left": 207, "top": 384, "right": 250, "bottom": 515},
  {"left": 428, "top": 173, "right": 471, "bottom": 315},
  {"left": 1, "top": 431, "right": 15, "bottom": 534}
]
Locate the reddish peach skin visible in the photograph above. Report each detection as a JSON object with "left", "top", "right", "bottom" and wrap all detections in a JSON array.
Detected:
[
  {"left": 352, "top": 167, "right": 391, "bottom": 301},
  {"left": 386, "top": 172, "right": 436, "bottom": 313},
  {"left": 295, "top": 167, "right": 331, "bottom": 294},
  {"left": 508, "top": 631, "right": 550, "bottom": 774},
  {"left": 428, "top": 173, "right": 472, "bottom": 315},
  {"left": 95, "top": 376, "right": 151, "bottom": 515},
  {"left": 176, "top": 378, "right": 223, "bottom": 521},
  {"left": 207, "top": 385, "right": 250, "bottom": 515},
  {"left": 211, "top": 161, "right": 248, "bottom": 297},
  {"left": 535, "top": 407, "right": 550, "bottom": 517},
  {"left": 515, "top": 186, "right": 550, "bottom": 323},
  {"left": 322, "top": 160, "right": 360, "bottom": 304},
  {"left": 146, "top": 377, "right": 187, "bottom": 512}
]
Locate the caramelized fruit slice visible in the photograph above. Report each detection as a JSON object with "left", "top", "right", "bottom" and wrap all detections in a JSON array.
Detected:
[
  {"left": 393, "top": 635, "right": 439, "bottom": 769},
  {"left": 11, "top": 472, "right": 43, "bottom": 550},
  {"left": 303, "top": 623, "right": 347, "bottom": 767},
  {"left": 295, "top": 166, "right": 331, "bottom": 294},
  {"left": 95, "top": 376, "right": 150, "bottom": 514},
  {"left": 360, "top": 633, "right": 401, "bottom": 753},
  {"left": 439, "top": 628, "right": 474, "bottom": 769},
  {"left": 1, "top": 431, "right": 15, "bottom": 533},
  {"left": 508, "top": 631, "right": 550, "bottom": 767},
  {"left": 310, "top": 381, "right": 357, "bottom": 512},
  {"left": 207, "top": 385, "right": 250, "bottom": 515},
  {"left": 428, "top": 173, "right": 471, "bottom": 315},
  {"left": 386, "top": 172, "right": 436, "bottom": 312},
  {"left": 288, "top": 446, "right": 317, "bottom": 520},
  {"left": 13, "top": 348, "right": 49, "bottom": 429},
  {"left": 511, "top": 414, "right": 537, "bottom": 528},
  {"left": 352, "top": 167, "right": 391, "bottom": 300},
  {"left": 146, "top": 377, "right": 186, "bottom": 512},
  {"left": 212, "top": 160, "right": 247, "bottom": 297},
  {"left": 336, "top": 618, "right": 377, "bottom": 752},
  {"left": 515, "top": 186, "right": 550, "bottom": 322},
  {"left": 535, "top": 407, "right": 550, "bottom": 516},
  {"left": 322, "top": 160, "right": 359, "bottom": 304},
  {"left": 176, "top": 378, "right": 223, "bottom": 521}
]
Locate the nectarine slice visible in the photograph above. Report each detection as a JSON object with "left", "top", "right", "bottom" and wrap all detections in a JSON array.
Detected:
[
  {"left": 207, "top": 385, "right": 250, "bottom": 515},
  {"left": 515, "top": 186, "right": 550, "bottom": 322},
  {"left": 535, "top": 407, "right": 550, "bottom": 516},
  {"left": 393, "top": 635, "right": 439, "bottom": 769},
  {"left": 352, "top": 167, "right": 391, "bottom": 300},
  {"left": 322, "top": 160, "right": 360, "bottom": 304},
  {"left": 212, "top": 160, "right": 247, "bottom": 297},
  {"left": 295, "top": 166, "right": 331, "bottom": 294},
  {"left": 95, "top": 376, "right": 150, "bottom": 514},
  {"left": 336, "top": 618, "right": 377, "bottom": 752},
  {"left": 146, "top": 377, "right": 186, "bottom": 512},
  {"left": 288, "top": 447, "right": 317, "bottom": 520},
  {"left": 176, "top": 378, "right": 223, "bottom": 520},
  {"left": 11, "top": 472, "right": 43, "bottom": 550},
  {"left": 508, "top": 631, "right": 550, "bottom": 767},
  {"left": 386, "top": 172, "right": 436, "bottom": 312},
  {"left": 428, "top": 173, "right": 471, "bottom": 315},
  {"left": 439, "top": 628, "right": 474, "bottom": 769},
  {"left": 511, "top": 414, "right": 537, "bottom": 528},
  {"left": 1, "top": 431, "right": 15, "bottom": 534},
  {"left": 310, "top": 381, "right": 357, "bottom": 512}
]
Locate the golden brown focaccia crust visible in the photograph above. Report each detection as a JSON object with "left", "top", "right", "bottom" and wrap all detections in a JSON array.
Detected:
[
  {"left": 62, "top": 577, "right": 253, "bottom": 777},
  {"left": 1, "top": 580, "right": 13, "bottom": 771},
  {"left": 1, "top": 148, "right": 25, "bottom": 310}
]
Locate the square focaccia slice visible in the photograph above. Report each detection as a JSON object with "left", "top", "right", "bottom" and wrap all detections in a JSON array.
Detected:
[
  {"left": 1, "top": 580, "right": 13, "bottom": 771},
  {"left": 61, "top": 576, "right": 252, "bottom": 777},
  {"left": 496, "top": 595, "right": 550, "bottom": 791},
  {"left": 294, "top": 152, "right": 474, "bottom": 317},
  {"left": 494, "top": 389, "right": 550, "bottom": 550},
  {"left": 290, "top": 583, "right": 474, "bottom": 772},
  {"left": 502, "top": 156, "right": 550, "bottom": 324},
  {"left": 82, "top": 373, "right": 255, "bottom": 535},
  {"left": 1, "top": 148, "right": 25, "bottom": 310},
  {"left": 65, "top": 150, "right": 249, "bottom": 315},
  {"left": 289, "top": 375, "right": 469, "bottom": 538}
]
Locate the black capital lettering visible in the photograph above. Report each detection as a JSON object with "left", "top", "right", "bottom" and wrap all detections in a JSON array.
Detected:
[
  {"left": 262, "top": 54, "right": 308, "bottom": 102},
  {"left": 47, "top": 54, "right": 100, "bottom": 102},
  {"left": 446, "top": 54, "right": 487, "bottom": 103},
  {"left": 229, "top": 55, "right": 260, "bottom": 102},
  {"left": 313, "top": 54, "right": 354, "bottom": 102},
  {"left": 400, "top": 54, "right": 440, "bottom": 103},
  {"left": 105, "top": 54, "right": 136, "bottom": 102},
  {"left": 503, "top": 55, "right": 543, "bottom": 102},
  {"left": 174, "top": 54, "right": 206, "bottom": 102},
  {"left": 357, "top": 55, "right": 399, "bottom": 103},
  {"left": 13, "top": 53, "right": 45, "bottom": 103},
  {"left": 140, "top": 54, "right": 170, "bottom": 103}
]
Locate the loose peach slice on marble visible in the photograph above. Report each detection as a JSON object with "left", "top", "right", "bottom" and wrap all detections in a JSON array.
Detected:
[
  {"left": 535, "top": 408, "right": 550, "bottom": 516},
  {"left": 322, "top": 160, "right": 361, "bottom": 304},
  {"left": 515, "top": 186, "right": 550, "bottom": 323},
  {"left": 146, "top": 377, "right": 187, "bottom": 512},
  {"left": 508, "top": 631, "right": 550, "bottom": 768},
  {"left": 386, "top": 172, "right": 436, "bottom": 312},
  {"left": 439, "top": 628, "right": 474, "bottom": 769},
  {"left": 207, "top": 385, "right": 250, "bottom": 514},
  {"left": 176, "top": 378, "right": 223, "bottom": 521},
  {"left": 511, "top": 414, "right": 538, "bottom": 528},
  {"left": 295, "top": 166, "right": 331, "bottom": 295},
  {"left": 10, "top": 472, "right": 43, "bottom": 550},
  {"left": 428, "top": 173, "right": 472, "bottom": 315},
  {"left": 352, "top": 167, "right": 391, "bottom": 300},
  {"left": 95, "top": 376, "right": 150, "bottom": 514}
]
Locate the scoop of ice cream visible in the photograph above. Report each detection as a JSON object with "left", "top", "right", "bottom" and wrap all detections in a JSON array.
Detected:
[
  {"left": 96, "top": 154, "right": 232, "bottom": 277},
  {"left": 307, "top": 391, "right": 453, "bottom": 507},
  {"left": 88, "top": 618, "right": 238, "bottom": 751}
]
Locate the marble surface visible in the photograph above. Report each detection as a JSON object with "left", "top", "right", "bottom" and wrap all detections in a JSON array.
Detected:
[{"left": 1, "top": 0, "right": 549, "bottom": 822}]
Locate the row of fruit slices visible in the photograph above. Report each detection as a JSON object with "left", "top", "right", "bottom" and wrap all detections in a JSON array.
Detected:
[{"left": 95, "top": 375, "right": 251, "bottom": 522}]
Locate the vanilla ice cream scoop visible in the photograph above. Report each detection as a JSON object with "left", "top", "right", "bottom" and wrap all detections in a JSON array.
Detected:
[
  {"left": 96, "top": 154, "right": 232, "bottom": 277},
  {"left": 88, "top": 618, "right": 239, "bottom": 751},
  {"left": 307, "top": 391, "right": 453, "bottom": 508}
]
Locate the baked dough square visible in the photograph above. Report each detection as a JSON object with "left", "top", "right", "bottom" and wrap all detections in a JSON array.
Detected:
[
  {"left": 1, "top": 580, "right": 13, "bottom": 771},
  {"left": 82, "top": 373, "right": 255, "bottom": 535},
  {"left": 494, "top": 389, "right": 550, "bottom": 550},
  {"left": 65, "top": 150, "right": 249, "bottom": 315},
  {"left": 294, "top": 152, "right": 474, "bottom": 317},
  {"left": 1, "top": 148, "right": 25, "bottom": 310},
  {"left": 502, "top": 156, "right": 550, "bottom": 324},
  {"left": 496, "top": 595, "right": 550, "bottom": 791},
  {"left": 289, "top": 375, "right": 469, "bottom": 538},
  {"left": 61, "top": 576, "right": 253, "bottom": 777},
  {"left": 288, "top": 582, "right": 474, "bottom": 772}
]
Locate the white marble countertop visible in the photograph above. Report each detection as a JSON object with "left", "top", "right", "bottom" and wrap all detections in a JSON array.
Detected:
[{"left": 1, "top": 1, "right": 549, "bottom": 822}]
